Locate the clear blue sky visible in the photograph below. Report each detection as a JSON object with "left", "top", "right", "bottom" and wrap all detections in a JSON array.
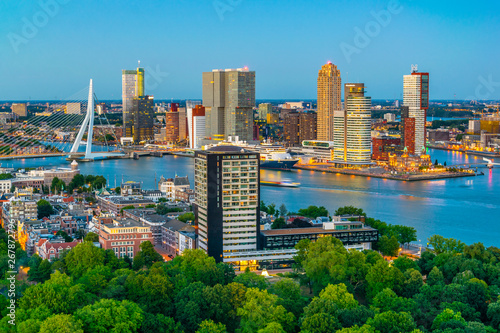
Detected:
[{"left": 1, "top": 0, "right": 499, "bottom": 101}]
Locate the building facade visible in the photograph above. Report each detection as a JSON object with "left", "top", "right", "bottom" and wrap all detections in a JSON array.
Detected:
[
  {"left": 202, "top": 68, "right": 256, "bottom": 142},
  {"left": 333, "top": 83, "right": 372, "bottom": 164},
  {"left": 403, "top": 68, "right": 429, "bottom": 154},
  {"left": 258, "top": 103, "right": 273, "bottom": 120},
  {"left": 98, "top": 218, "right": 154, "bottom": 258},
  {"left": 125, "top": 95, "right": 155, "bottom": 143},
  {"left": 122, "top": 66, "right": 145, "bottom": 134},
  {"left": 317, "top": 62, "right": 341, "bottom": 141},
  {"left": 11, "top": 103, "right": 27, "bottom": 117},
  {"left": 194, "top": 146, "right": 260, "bottom": 263}
]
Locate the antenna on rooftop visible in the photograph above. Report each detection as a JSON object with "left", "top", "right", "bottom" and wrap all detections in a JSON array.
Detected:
[{"left": 138, "top": 60, "right": 141, "bottom": 67}]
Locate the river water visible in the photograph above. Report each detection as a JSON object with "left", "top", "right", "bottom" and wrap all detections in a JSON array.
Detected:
[{"left": 4, "top": 149, "right": 499, "bottom": 247}]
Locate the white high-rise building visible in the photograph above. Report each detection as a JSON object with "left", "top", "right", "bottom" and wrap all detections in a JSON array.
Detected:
[
  {"left": 333, "top": 83, "right": 371, "bottom": 164},
  {"left": 403, "top": 67, "right": 429, "bottom": 155},
  {"left": 187, "top": 101, "right": 205, "bottom": 149}
]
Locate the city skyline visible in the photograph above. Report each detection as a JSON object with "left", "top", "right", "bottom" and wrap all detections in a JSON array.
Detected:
[{"left": 1, "top": 1, "right": 499, "bottom": 100}]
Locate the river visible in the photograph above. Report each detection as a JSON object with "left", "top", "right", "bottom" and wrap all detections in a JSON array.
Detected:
[{"left": 3, "top": 149, "right": 499, "bottom": 247}]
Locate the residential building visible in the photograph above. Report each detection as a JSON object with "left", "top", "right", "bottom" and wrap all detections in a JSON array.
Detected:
[
  {"left": 98, "top": 218, "right": 154, "bottom": 258},
  {"left": 333, "top": 83, "right": 372, "bottom": 164},
  {"left": 96, "top": 196, "right": 155, "bottom": 215},
  {"left": 0, "top": 180, "right": 12, "bottom": 193},
  {"left": 123, "top": 210, "right": 169, "bottom": 245},
  {"left": 427, "top": 129, "right": 450, "bottom": 143},
  {"left": 468, "top": 120, "right": 481, "bottom": 135},
  {"left": 266, "top": 113, "right": 279, "bottom": 125},
  {"left": 403, "top": 67, "right": 429, "bottom": 154},
  {"left": 194, "top": 146, "right": 260, "bottom": 263},
  {"left": 158, "top": 175, "right": 190, "bottom": 200},
  {"left": 11, "top": 103, "right": 27, "bottom": 117},
  {"left": 258, "top": 103, "right": 273, "bottom": 120},
  {"left": 384, "top": 113, "right": 396, "bottom": 122},
  {"left": 161, "top": 218, "right": 189, "bottom": 254},
  {"left": 317, "top": 62, "right": 341, "bottom": 141},
  {"left": 202, "top": 68, "right": 255, "bottom": 141},
  {"left": 283, "top": 112, "right": 300, "bottom": 146},
  {"left": 121, "top": 181, "right": 141, "bottom": 196},
  {"left": 37, "top": 239, "right": 82, "bottom": 260},
  {"left": 177, "top": 225, "right": 197, "bottom": 255},
  {"left": 66, "top": 102, "right": 83, "bottom": 115},
  {"left": 43, "top": 160, "right": 80, "bottom": 185}
]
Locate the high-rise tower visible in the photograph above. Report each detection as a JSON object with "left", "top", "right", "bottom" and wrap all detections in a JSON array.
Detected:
[
  {"left": 333, "top": 83, "right": 371, "bottom": 164},
  {"left": 317, "top": 62, "right": 341, "bottom": 141},
  {"left": 122, "top": 65, "right": 145, "bottom": 136},
  {"left": 194, "top": 146, "right": 260, "bottom": 263},
  {"left": 403, "top": 66, "right": 429, "bottom": 155},
  {"left": 202, "top": 68, "right": 255, "bottom": 142}
]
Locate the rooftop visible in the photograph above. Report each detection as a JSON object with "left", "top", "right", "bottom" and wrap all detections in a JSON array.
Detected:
[{"left": 261, "top": 225, "right": 376, "bottom": 236}]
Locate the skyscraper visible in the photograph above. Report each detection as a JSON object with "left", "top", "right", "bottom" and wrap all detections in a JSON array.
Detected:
[
  {"left": 202, "top": 68, "right": 255, "bottom": 142},
  {"left": 403, "top": 67, "right": 429, "bottom": 155},
  {"left": 187, "top": 105, "right": 206, "bottom": 149},
  {"left": 194, "top": 146, "right": 260, "bottom": 263},
  {"left": 122, "top": 66, "right": 145, "bottom": 135},
  {"left": 126, "top": 95, "right": 154, "bottom": 143},
  {"left": 317, "top": 62, "right": 341, "bottom": 141},
  {"left": 333, "top": 83, "right": 371, "bottom": 164},
  {"left": 258, "top": 103, "right": 272, "bottom": 120}
]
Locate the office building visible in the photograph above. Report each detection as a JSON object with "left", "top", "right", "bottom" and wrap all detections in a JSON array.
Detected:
[
  {"left": 122, "top": 66, "right": 145, "bottom": 136},
  {"left": 384, "top": 113, "right": 396, "bottom": 122},
  {"left": 11, "top": 103, "right": 27, "bottom": 117},
  {"left": 66, "top": 102, "right": 83, "bottom": 115},
  {"left": 165, "top": 104, "right": 180, "bottom": 143},
  {"left": 98, "top": 218, "right": 154, "bottom": 258},
  {"left": 372, "top": 136, "right": 402, "bottom": 161},
  {"left": 258, "top": 103, "right": 272, "bottom": 120},
  {"left": 283, "top": 112, "right": 317, "bottom": 147},
  {"left": 403, "top": 67, "right": 429, "bottom": 154},
  {"left": 401, "top": 106, "right": 416, "bottom": 154},
  {"left": 202, "top": 68, "right": 255, "bottom": 142},
  {"left": 468, "top": 120, "right": 481, "bottom": 134},
  {"left": 187, "top": 105, "right": 206, "bottom": 149},
  {"left": 194, "top": 146, "right": 260, "bottom": 263},
  {"left": 333, "top": 83, "right": 371, "bottom": 164},
  {"left": 317, "top": 62, "right": 341, "bottom": 141},
  {"left": 124, "top": 96, "right": 155, "bottom": 143}
]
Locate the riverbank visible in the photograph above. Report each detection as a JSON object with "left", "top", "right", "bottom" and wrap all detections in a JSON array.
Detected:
[
  {"left": 294, "top": 164, "right": 476, "bottom": 181},
  {"left": 427, "top": 145, "right": 500, "bottom": 158}
]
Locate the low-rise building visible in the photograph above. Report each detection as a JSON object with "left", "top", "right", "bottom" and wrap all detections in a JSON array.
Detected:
[
  {"left": 158, "top": 175, "right": 190, "bottom": 200},
  {"left": 98, "top": 218, "right": 154, "bottom": 258},
  {"left": 97, "top": 196, "right": 155, "bottom": 215},
  {"left": 161, "top": 219, "right": 189, "bottom": 255},
  {"left": 37, "top": 239, "right": 82, "bottom": 260}
]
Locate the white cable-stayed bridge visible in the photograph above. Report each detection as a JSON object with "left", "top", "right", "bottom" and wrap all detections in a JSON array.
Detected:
[{"left": 0, "top": 79, "right": 126, "bottom": 161}]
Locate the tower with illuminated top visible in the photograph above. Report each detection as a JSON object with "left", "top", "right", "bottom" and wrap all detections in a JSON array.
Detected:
[{"left": 317, "top": 62, "right": 341, "bottom": 141}]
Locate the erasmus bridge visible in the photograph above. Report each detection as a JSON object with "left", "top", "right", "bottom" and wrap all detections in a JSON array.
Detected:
[{"left": 0, "top": 80, "right": 126, "bottom": 161}]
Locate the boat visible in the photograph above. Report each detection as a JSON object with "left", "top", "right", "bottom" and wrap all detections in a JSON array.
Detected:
[
  {"left": 254, "top": 142, "right": 299, "bottom": 170},
  {"left": 260, "top": 179, "right": 300, "bottom": 187}
]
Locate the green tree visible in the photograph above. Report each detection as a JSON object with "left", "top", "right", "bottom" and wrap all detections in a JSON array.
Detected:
[
  {"left": 271, "top": 217, "right": 286, "bottom": 229},
  {"left": 366, "top": 260, "right": 404, "bottom": 300},
  {"left": 298, "top": 205, "right": 329, "bottom": 219},
  {"left": 301, "top": 313, "right": 340, "bottom": 333},
  {"left": 196, "top": 319, "right": 226, "bottom": 333},
  {"left": 268, "top": 203, "right": 277, "bottom": 216},
  {"left": 487, "top": 300, "right": 500, "bottom": 330},
  {"left": 56, "top": 230, "right": 73, "bottom": 243},
  {"left": 234, "top": 270, "right": 268, "bottom": 290},
  {"left": 428, "top": 235, "right": 465, "bottom": 254},
  {"left": 427, "top": 266, "right": 445, "bottom": 286},
  {"left": 37, "top": 199, "right": 54, "bottom": 219},
  {"left": 237, "top": 288, "right": 295, "bottom": 333},
  {"left": 334, "top": 206, "right": 366, "bottom": 217},
  {"left": 372, "top": 289, "right": 416, "bottom": 314},
  {"left": 65, "top": 241, "right": 105, "bottom": 278},
  {"left": 392, "top": 256, "right": 419, "bottom": 273},
  {"left": 366, "top": 311, "right": 416, "bottom": 333},
  {"left": 378, "top": 235, "right": 400, "bottom": 257},
  {"left": 178, "top": 212, "right": 195, "bottom": 223},
  {"left": 39, "top": 314, "right": 83, "bottom": 333},
  {"left": 432, "top": 308, "right": 467, "bottom": 330},
  {"left": 392, "top": 225, "right": 417, "bottom": 247},
  {"left": 258, "top": 322, "right": 286, "bottom": 333},
  {"left": 133, "top": 241, "right": 163, "bottom": 270},
  {"left": 269, "top": 278, "right": 306, "bottom": 318},
  {"left": 279, "top": 204, "right": 287, "bottom": 217},
  {"left": 75, "top": 299, "right": 143, "bottom": 333},
  {"left": 140, "top": 313, "right": 183, "bottom": 333},
  {"left": 84, "top": 232, "right": 99, "bottom": 243}
]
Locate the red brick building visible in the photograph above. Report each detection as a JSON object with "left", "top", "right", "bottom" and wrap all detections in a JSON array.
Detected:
[
  {"left": 36, "top": 239, "right": 82, "bottom": 260},
  {"left": 372, "top": 137, "right": 402, "bottom": 161},
  {"left": 98, "top": 218, "right": 154, "bottom": 258},
  {"left": 403, "top": 118, "right": 416, "bottom": 154}
]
